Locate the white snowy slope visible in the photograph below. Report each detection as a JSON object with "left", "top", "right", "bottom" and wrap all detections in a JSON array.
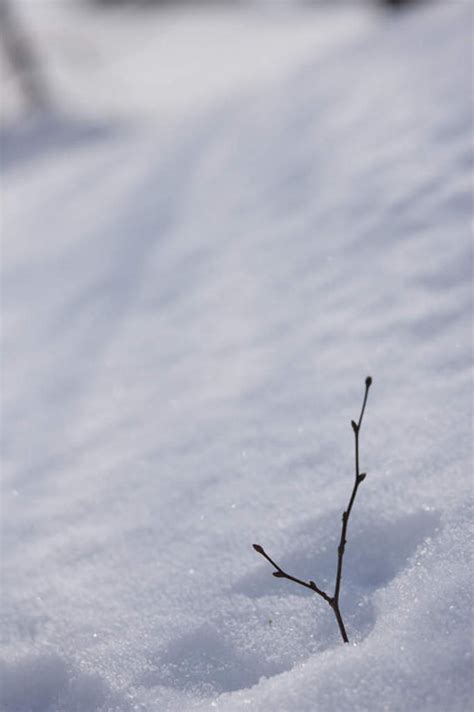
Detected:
[{"left": 1, "top": 2, "right": 473, "bottom": 711}]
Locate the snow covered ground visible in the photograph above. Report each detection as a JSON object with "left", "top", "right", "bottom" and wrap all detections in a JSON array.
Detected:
[{"left": 1, "top": 1, "right": 473, "bottom": 711}]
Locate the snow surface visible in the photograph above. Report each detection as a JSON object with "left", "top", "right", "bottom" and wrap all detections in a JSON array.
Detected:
[{"left": 1, "top": 1, "right": 473, "bottom": 711}]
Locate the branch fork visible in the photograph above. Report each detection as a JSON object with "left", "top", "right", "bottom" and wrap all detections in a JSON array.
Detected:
[{"left": 253, "top": 376, "right": 373, "bottom": 644}]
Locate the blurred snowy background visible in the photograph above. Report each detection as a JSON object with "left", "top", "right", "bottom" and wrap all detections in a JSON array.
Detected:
[{"left": 1, "top": 0, "right": 473, "bottom": 711}]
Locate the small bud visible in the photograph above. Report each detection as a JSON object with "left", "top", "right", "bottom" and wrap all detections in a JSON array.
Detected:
[
  {"left": 253, "top": 544, "right": 265, "bottom": 554},
  {"left": 351, "top": 420, "right": 358, "bottom": 432},
  {"left": 309, "top": 580, "right": 316, "bottom": 589},
  {"left": 272, "top": 571, "right": 285, "bottom": 578},
  {"left": 365, "top": 376, "right": 372, "bottom": 387},
  {"left": 358, "top": 473, "right": 367, "bottom": 483}
]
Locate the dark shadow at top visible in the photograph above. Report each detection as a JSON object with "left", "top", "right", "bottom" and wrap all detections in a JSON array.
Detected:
[{"left": 0, "top": 113, "right": 124, "bottom": 172}]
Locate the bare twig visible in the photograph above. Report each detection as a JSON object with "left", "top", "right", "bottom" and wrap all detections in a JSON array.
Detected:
[
  {"left": 0, "top": 0, "right": 52, "bottom": 113},
  {"left": 253, "top": 376, "right": 373, "bottom": 644},
  {"left": 252, "top": 544, "right": 332, "bottom": 602}
]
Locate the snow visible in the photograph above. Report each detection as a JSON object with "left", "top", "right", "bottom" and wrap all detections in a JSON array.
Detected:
[{"left": 1, "top": 1, "right": 473, "bottom": 711}]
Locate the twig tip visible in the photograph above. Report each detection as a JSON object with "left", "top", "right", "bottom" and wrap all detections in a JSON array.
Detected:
[{"left": 365, "top": 376, "right": 372, "bottom": 387}]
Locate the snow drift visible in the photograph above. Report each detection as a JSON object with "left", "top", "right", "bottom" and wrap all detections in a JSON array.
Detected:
[{"left": 1, "top": 1, "right": 472, "bottom": 710}]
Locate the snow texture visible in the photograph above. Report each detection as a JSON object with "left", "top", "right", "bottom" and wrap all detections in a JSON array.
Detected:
[{"left": 1, "top": 1, "right": 473, "bottom": 711}]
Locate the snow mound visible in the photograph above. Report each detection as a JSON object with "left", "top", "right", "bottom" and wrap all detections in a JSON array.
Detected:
[{"left": 0, "top": 653, "right": 123, "bottom": 712}]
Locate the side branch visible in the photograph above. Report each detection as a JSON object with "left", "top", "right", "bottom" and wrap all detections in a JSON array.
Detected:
[{"left": 252, "top": 545, "right": 331, "bottom": 603}]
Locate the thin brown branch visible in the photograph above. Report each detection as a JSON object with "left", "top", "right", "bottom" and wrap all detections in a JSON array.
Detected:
[
  {"left": 252, "top": 545, "right": 331, "bottom": 602},
  {"left": 252, "top": 376, "right": 372, "bottom": 645},
  {"left": 333, "top": 376, "right": 372, "bottom": 606}
]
